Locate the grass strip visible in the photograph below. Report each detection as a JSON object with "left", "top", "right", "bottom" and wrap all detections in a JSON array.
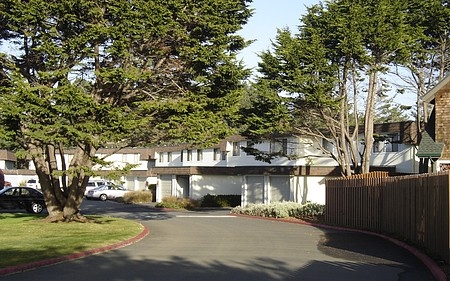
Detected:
[{"left": 0, "top": 213, "right": 143, "bottom": 268}]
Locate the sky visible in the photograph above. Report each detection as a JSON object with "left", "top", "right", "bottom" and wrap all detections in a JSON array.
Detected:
[{"left": 237, "top": 0, "right": 318, "bottom": 72}]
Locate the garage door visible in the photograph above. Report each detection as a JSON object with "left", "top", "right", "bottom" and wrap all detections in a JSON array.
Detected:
[
  {"left": 270, "top": 176, "right": 290, "bottom": 202},
  {"left": 159, "top": 175, "right": 172, "bottom": 199},
  {"left": 246, "top": 176, "right": 264, "bottom": 204}
]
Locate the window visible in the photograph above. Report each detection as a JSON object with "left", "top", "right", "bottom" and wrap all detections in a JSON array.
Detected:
[
  {"left": 270, "top": 139, "right": 288, "bottom": 155},
  {"left": 197, "top": 149, "right": 203, "bottom": 161},
  {"left": 123, "top": 153, "right": 139, "bottom": 163},
  {"left": 21, "top": 188, "right": 30, "bottom": 196},
  {"left": 213, "top": 148, "right": 221, "bottom": 160},
  {"left": 281, "top": 139, "right": 288, "bottom": 154},
  {"left": 180, "top": 150, "right": 184, "bottom": 162},
  {"left": 167, "top": 152, "right": 172, "bottom": 162},
  {"left": 5, "top": 188, "right": 18, "bottom": 196},
  {"left": 187, "top": 150, "right": 192, "bottom": 161},
  {"left": 86, "top": 182, "right": 96, "bottom": 188},
  {"left": 373, "top": 134, "right": 400, "bottom": 153},
  {"left": 232, "top": 142, "right": 241, "bottom": 156},
  {"left": 159, "top": 152, "right": 164, "bottom": 162},
  {"left": 222, "top": 151, "right": 228, "bottom": 160}
]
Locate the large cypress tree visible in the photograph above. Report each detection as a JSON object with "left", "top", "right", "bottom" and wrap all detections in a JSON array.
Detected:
[{"left": 0, "top": 0, "right": 252, "bottom": 221}]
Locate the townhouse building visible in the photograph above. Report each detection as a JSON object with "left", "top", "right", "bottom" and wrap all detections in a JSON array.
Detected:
[
  {"left": 149, "top": 135, "right": 339, "bottom": 205},
  {"left": 366, "top": 121, "right": 419, "bottom": 174},
  {"left": 1, "top": 121, "right": 420, "bottom": 205}
]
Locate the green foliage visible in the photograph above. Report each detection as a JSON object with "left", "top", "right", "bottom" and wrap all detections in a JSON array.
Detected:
[
  {"left": 200, "top": 194, "right": 241, "bottom": 207},
  {"left": 374, "top": 93, "right": 412, "bottom": 123},
  {"left": 155, "top": 196, "right": 200, "bottom": 210},
  {"left": 122, "top": 191, "right": 153, "bottom": 204},
  {"left": 231, "top": 202, "right": 325, "bottom": 219},
  {"left": 0, "top": 0, "right": 253, "bottom": 217},
  {"left": 237, "top": 81, "right": 291, "bottom": 139},
  {"left": 258, "top": 27, "right": 340, "bottom": 110}
]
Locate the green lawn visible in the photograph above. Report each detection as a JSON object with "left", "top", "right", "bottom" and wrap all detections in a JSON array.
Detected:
[{"left": 0, "top": 213, "right": 144, "bottom": 268}]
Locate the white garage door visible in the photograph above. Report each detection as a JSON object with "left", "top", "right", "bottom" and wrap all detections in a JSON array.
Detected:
[
  {"left": 270, "top": 176, "right": 290, "bottom": 202},
  {"left": 246, "top": 176, "right": 264, "bottom": 204},
  {"left": 159, "top": 175, "right": 172, "bottom": 199}
]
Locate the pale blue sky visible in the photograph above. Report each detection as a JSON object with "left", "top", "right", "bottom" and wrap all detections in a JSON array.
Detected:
[{"left": 237, "top": 0, "right": 319, "bottom": 71}]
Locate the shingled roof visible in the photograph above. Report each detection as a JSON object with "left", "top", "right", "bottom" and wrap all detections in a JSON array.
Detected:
[{"left": 416, "top": 130, "right": 444, "bottom": 158}]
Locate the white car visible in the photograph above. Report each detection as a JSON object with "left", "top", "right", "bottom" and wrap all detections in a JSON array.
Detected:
[
  {"left": 84, "top": 180, "right": 114, "bottom": 196},
  {"left": 26, "top": 179, "right": 40, "bottom": 189},
  {"left": 86, "top": 184, "right": 129, "bottom": 201}
]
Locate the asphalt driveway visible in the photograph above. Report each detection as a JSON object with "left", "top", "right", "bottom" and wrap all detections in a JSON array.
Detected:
[{"left": 0, "top": 200, "right": 440, "bottom": 281}]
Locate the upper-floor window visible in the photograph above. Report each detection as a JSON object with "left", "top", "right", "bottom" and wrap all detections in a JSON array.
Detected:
[
  {"left": 197, "top": 149, "right": 203, "bottom": 161},
  {"left": 270, "top": 139, "right": 288, "bottom": 155},
  {"left": 122, "top": 153, "right": 139, "bottom": 163},
  {"left": 322, "top": 139, "right": 335, "bottom": 155},
  {"left": 232, "top": 142, "right": 241, "bottom": 156},
  {"left": 180, "top": 150, "right": 184, "bottom": 162},
  {"left": 159, "top": 152, "right": 164, "bottom": 162},
  {"left": 167, "top": 152, "right": 172, "bottom": 162},
  {"left": 187, "top": 150, "right": 193, "bottom": 161},
  {"left": 373, "top": 134, "right": 400, "bottom": 153}
]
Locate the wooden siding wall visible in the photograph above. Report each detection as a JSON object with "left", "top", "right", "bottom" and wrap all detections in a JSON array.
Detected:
[
  {"left": 435, "top": 90, "right": 450, "bottom": 158},
  {"left": 326, "top": 172, "right": 450, "bottom": 263}
]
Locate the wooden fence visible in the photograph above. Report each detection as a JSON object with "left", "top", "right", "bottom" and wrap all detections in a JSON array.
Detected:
[{"left": 326, "top": 171, "right": 450, "bottom": 264}]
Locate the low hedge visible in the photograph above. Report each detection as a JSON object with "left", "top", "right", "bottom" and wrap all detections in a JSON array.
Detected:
[
  {"left": 230, "top": 202, "right": 325, "bottom": 219},
  {"left": 200, "top": 194, "right": 241, "bottom": 208},
  {"left": 155, "top": 196, "right": 200, "bottom": 209},
  {"left": 122, "top": 191, "right": 153, "bottom": 204},
  {"left": 155, "top": 194, "right": 241, "bottom": 209}
]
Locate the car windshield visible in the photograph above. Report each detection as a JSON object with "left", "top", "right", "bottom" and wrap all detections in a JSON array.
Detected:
[
  {"left": 0, "top": 188, "right": 10, "bottom": 195},
  {"left": 92, "top": 185, "right": 108, "bottom": 190}
]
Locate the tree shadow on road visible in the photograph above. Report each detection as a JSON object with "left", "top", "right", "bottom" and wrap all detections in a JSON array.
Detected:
[
  {"left": 315, "top": 230, "right": 436, "bottom": 281},
  {"left": 1, "top": 253, "right": 434, "bottom": 281}
]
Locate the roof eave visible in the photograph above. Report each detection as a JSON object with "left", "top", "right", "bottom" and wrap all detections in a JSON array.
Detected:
[{"left": 422, "top": 74, "right": 450, "bottom": 103}]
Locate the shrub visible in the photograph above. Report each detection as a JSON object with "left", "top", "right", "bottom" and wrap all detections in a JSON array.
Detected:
[
  {"left": 155, "top": 196, "right": 200, "bottom": 210},
  {"left": 122, "top": 191, "right": 153, "bottom": 204},
  {"left": 200, "top": 194, "right": 241, "bottom": 207},
  {"left": 230, "top": 201, "right": 325, "bottom": 219}
]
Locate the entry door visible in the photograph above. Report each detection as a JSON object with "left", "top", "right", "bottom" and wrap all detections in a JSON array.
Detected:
[{"left": 177, "top": 176, "right": 190, "bottom": 198}]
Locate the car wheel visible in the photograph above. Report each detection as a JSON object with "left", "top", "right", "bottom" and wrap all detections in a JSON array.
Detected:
[
  {"left": 99, "top": 194, "right": 107, "bottom": 201},
  {"left": 30, "top": 202, "right": 44, "bottom": 214}
]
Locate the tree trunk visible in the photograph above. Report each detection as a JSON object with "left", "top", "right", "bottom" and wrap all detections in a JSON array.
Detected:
[
  {"left": 338, "top": 62, "right": 353, "bottom": 176},
  {"left": 29, "top": 142, "right": 96, "bottom": 221},
  {"left": 362, "top": 68, "right": 378, "bottom": 174}
]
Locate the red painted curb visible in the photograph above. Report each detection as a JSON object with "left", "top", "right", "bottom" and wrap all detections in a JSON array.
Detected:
[
  {"left": 231, "top": 214, "right": 447, "bottom": 281},
  {"left": 0, "top": 223, "right": 149, "bottom": 277}
]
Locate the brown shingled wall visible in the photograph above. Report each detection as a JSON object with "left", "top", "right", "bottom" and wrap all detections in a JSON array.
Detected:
[{"left": 435, "top": 90, "right": 450, "bottom": 159}]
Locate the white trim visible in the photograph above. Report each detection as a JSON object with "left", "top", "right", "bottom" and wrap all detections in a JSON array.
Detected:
[{"left": 422, "top": 74, "right": 450, "bottom": 103}]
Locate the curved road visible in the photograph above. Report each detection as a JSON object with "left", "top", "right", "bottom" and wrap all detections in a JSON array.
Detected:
[{"left": 1, "top": 200, "right": 438, "bottom": 281}]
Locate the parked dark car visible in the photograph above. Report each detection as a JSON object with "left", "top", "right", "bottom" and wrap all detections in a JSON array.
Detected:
[{"left": 0, "top": 187, "right": 46, "bottom": 214}]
